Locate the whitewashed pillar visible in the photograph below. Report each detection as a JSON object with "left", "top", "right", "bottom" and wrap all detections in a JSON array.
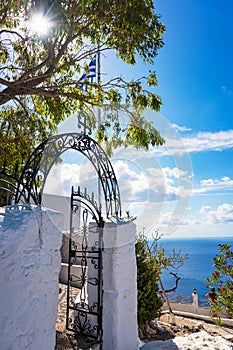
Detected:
[
  {"left": 102, "top": 220, "right": 139, "bottom": 350},
  {"left": 0, "top": 206, "right": 63, "bottom": 350}
]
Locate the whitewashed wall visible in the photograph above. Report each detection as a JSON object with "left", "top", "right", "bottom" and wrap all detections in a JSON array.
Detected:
[
  {"left": 0, "top": 205, "right": 139, "bottom": 350},
  {"left": 42, "top": 193, "right": 70, "bottom": 231},
  {"left": 102, "top": 220, "right": 139, "bottom": 350},
  {"left": 0, "top": 206, "right": 63, "bottom": 350}
]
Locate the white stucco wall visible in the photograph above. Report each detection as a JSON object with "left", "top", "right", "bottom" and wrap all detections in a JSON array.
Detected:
[
  {"left": 102, "top": 220, "right": 139, "bottom": 350},
  {"left": 0, "top": 205, "right": 63, "bottom": 350},
  {"left": 42, "top": 193, "right": 70, "bottom": 231}
]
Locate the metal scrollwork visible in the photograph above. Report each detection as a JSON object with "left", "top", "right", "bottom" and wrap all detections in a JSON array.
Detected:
[
  {"left": 12, "top": 132, "right": 121, "bottom": 218},
  {"left": 66, "top": 187, "right": 103, "bottom": 346}
]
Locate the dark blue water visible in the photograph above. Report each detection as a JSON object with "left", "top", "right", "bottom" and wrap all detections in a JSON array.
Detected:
[{"left": 157, "top": 236, "right": 233, "bottom": 301}]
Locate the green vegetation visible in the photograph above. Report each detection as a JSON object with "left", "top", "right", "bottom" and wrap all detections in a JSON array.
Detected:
[
  {"left": 136, "top": 232, "right": 188, "bottom": 335},
  {"left": 206, "top": 243, "right": 233, "bottom": 324},
  {"left": 0, "top": 0, "right": 165, "bottom": 169},
  {"left": 136, "top": 234, "right": 163, "bottom": 329}
]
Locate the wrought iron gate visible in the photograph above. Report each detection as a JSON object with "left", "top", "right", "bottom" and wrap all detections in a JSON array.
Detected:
[{"left": 66, "top": 186, "right": 104, "bottom": 348}]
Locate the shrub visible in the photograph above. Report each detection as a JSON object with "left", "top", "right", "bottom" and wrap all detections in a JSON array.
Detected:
[
  {"left": 205, "top": 243, "right": 233, "bottom": 323},
  {"left": 135, "top": 234, "right": 163, "bottom": 328}
]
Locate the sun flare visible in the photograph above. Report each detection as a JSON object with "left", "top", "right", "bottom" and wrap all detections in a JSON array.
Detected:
[{"left": 29, "top": 14, "right": 51, "bottom": 36}]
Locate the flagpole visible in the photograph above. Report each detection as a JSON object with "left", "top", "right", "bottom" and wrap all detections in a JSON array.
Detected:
[{"left": 97, "top": 47, "right": 102, "bottom": 212}]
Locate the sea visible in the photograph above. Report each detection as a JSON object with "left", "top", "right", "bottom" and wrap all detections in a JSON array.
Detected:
[{"left": 157, "top": 236, "right": 233, "bottom": 301}]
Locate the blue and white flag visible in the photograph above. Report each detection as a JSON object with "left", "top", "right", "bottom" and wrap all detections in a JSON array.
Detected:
[{"left": 79, "top": 55, "right": 96, "bottom": 91}]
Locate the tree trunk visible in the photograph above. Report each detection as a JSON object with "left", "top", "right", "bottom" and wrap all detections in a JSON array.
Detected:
[{"left": 158, "top": 276, "right": 176, "bottom": 325}]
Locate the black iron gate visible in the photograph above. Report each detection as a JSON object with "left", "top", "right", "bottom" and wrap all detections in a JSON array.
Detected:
[
  {"left": 66, "top": 186, "right": 104, "bottom": 348},
  {"left": 0, "top": 112, "right": 122, "bottom": 348}
]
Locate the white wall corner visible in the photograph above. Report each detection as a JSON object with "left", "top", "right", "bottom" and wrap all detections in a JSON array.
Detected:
[{"left": 0, "top": 205, "right": 63, "bottom": 350}]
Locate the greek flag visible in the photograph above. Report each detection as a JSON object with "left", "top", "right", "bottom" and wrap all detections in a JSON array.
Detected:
[{"left": 79, "top": 55, "right": 96, "bottom": 91}]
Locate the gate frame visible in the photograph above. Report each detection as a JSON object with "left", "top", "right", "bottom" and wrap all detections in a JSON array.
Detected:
[
  {"left": 0, "top": 113, "right": 122, "bottom": 348},
  {"left": 66, "top": 186, "right": 104, "bottom": 348}
]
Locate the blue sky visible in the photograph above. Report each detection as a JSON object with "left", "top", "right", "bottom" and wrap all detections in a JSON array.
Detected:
[
  {"left": 155, "top": 0, "right": 233, "bottom": 132},
  {"left": 46, "top": 0, "right": 233, "bottom": 238},
  {"left": 152, "top": 0, "right": 233, "bottom": 237}
]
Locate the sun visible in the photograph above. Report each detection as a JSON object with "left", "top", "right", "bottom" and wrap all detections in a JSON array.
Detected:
[{"left": 29, "top": 13, "right": 51, "bottom": 36}]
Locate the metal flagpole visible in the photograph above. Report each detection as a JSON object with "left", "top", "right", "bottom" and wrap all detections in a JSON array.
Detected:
[
  {"left": 97, "top": 47, "right": 101, "bottom": 130},
  {"left": 97, "top": 47, "right": 102, "bottom": 212}
]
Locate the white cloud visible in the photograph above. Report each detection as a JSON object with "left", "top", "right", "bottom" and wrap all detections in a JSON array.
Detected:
[
  {"left": 200, "top": 176, "right": 233, "bottom": 187},
  {"left": 44, "top": 159, "right": 189, "bottom": 204},
  {"left": 43, "top": 158, "right": 193, "bottom": 234},
  {"left": 183, "top": 130, "right": 233, "bottom": 153},
  {"left": 162, "top": 167, "right": 180, "bottom": 178},
  {"left": 114, "top": 162, "right": 193, "bottom": 234},
  {"left": 113, "top": 159, "right": 149, "bottom": 202},
  {"left": 156, "top": 211, "right": 200, "bottom": 226},
  {"left": 200, "top": 203, "right": 233, "bottom": 223},
  {"left": 116, "top": 163, "right": 192, "bottom": 205},
  {"left": 43, "top": 159, "right": 152, "bottom": 203},
  {"left": 43, "top": 161, "right": 97, "bottom": 197},
  {"left": 153, "top": 129, "right": 233, "bottom": 156},
  {"left": 111, "top": 147, "right": 192, "bottom": 204},
  {"left": 194, "top": 176, "right": 233, "bottom": 194},
  {"left": 170, "top": 123, "right": 192, "bottom": 132}
]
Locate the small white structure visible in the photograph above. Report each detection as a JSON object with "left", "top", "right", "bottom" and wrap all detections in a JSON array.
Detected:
[{"left": 0, "top": 206, "right": 63, "bottom": 350}]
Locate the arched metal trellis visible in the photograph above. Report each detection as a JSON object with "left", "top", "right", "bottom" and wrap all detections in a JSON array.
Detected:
[{"left": 13, "top": 132, "right": 121, "bottom": 217}]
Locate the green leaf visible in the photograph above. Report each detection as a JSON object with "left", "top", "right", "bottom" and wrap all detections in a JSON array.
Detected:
[{"left": 0, "top": 0, "right": 166, "bottom": 163}]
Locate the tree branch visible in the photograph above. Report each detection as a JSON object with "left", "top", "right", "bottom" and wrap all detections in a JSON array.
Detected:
[
  {"left": 0, "top": 78, "right": 13, "bottom": 87},
  {"left": 159, "top": 273, "right": 181, "bottom": 294},
  {"left": 13, "top": 97, "right": 29, "bottom": 117},
  {"left": 0, "top": 29, "right": 25, "bottom": 41},
  {"left": 12, "top": 42, "right": 56, "bottom": 86}
]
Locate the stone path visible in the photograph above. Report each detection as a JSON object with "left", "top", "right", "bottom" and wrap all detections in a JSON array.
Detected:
[
  {"left": 56, "top": 287, "right": 233, "bottom": 349},
  {"left": 55, "top": 284, "right": 75, "bottom": 350},
  {"left": 55, "top": 285, "right": 99, "bottom": 350},
  {"left": 56, "top": 284, "right": 67, "bottom": 333}
]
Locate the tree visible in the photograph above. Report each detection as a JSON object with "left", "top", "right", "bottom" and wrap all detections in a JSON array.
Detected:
[
  {"left": 205, "top": 243, "right": 233, "bottom": 324},
  {"left": 136, "top": 231, "right": 188, "bottom": 336},
  {"left": 136, "top": 234, "right": 163, "bottom": 333},
  {"left": 0, "top": 0, "right": 165, "bottom": 169}
]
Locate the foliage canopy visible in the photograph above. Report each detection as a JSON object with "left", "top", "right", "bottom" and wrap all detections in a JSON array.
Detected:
[{"left": 0, "top": 0, "right": 165, "bottom": 167}]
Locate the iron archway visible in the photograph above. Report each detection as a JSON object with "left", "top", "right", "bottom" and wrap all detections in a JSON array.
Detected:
[{"left": 15, "top": 133, "right": 121, "bottom": 218}]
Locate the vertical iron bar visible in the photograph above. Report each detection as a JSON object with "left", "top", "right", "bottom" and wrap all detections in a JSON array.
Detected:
[
  {"left": 98, "top": 218, "right": 104, "bottom": 348},
  {"left": 97, "top": 47, "right": 102, "bottom": 213},
  {"left": 66, "top": 186, "right": 74, "bottom": 330}
]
